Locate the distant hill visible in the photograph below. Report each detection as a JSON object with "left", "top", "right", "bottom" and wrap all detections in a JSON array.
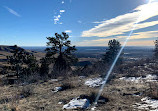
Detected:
[
  {"left": 0, "top": 45, "right": 24, "bottom": 52},
  {"left": 0, "top": 45, "right": 45, "bottom": 63}
]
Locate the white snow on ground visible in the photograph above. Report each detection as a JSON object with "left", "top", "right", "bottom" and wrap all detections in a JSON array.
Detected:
[
  {"left": 119, "top": 77, "right": 142, "bottom": 83},
  {"left": 91, "top": 106, "right": 97, "bottom": 111},
  {"left": 133, "top": 97, "right": 158, "bottom": 110},
  {"left": 85, "top": 77, "right": 104, "bottom": 87},
  {"left": 145, "top": 74, "right": 157, "bottom": 82},
  {"left": 51, "top": 79, "right": 58, "bottom": 82},
  {"left": 119, "top": 74, "right": 157, "bottom": 83},
  {"left": 63, "top": 98, "right": 90, "bottom": 110},
  {"left": 79, "top": 76, "right": 86, "bottom": 79},
  {"left": 53, "top": 87, "right": 62, "bottom": 92},
  {"left": 58, "top": 102, "right": 63, "bottom": 104}
]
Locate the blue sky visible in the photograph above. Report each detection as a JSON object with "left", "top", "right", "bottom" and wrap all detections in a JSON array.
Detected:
[{"left": 0, "top": 0, "right": 158, "bottom": 46}]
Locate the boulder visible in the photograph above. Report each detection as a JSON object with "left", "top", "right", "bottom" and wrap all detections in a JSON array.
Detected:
[{"left": 63, "top": 98, "right": 90, "bottom": 110}]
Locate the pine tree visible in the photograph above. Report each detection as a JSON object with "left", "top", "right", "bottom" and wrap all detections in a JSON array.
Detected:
[
  {"left": 24, "top": 54, "right": 39, "bottom": 75},
  {"left": 103, "top": 39, "right": 122, "bottom": 64},
  {"left": 7, "top": 46, "right": 26, "bottom": 78},
  {"left": 40, "top": 57, "right": 51, "bottom": 77},
  {"left": 7, "top": 45, "right": 39, "bottom": 79},
  {"left": 45, "top": 32, "right": 78, "bottom": 75}
]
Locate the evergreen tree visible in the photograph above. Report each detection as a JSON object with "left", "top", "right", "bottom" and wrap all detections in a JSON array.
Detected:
[
  {"left": 24, "top": 54, "right": 39, "bottom": 75},
  {"left": 40, "top": 57, "right": 51, "bottom": 77},
  {"left": 103, "top": 39, "right": 122, "bottom": 64},
  {"left": 7, "top": 45, "right": 38, "bottom": 79},
  {"left": 7, "top": 46, "right": 26, "bottom": 78},
  {"left": 45, "top": 32, "right": 78, "bottom": 75}
]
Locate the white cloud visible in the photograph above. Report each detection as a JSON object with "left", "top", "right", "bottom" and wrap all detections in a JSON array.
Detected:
[
  {"left": 4, "top": 6, "right": 21, "bottom": 17},
  {"left": 82, "top": 1, "right": 158, "bottom": 37},
  {"left": 78, "top": 30, "right": 158, "bottom": 46},
  {"left": 117, "top": 30, "right": 158, "bottom": 40},
  {"left": 65, "top": 30, "right": 72, "bottom": 33},
  {"left": 78, "top": 20, "right": 82, "bottom": 23},
  {"left": 58, "top": 15, "right": 61, "bottom": 18},
  {"left": 62, "top": 1, "right": 64, "bottom": 4},
  {"left": 125, "top": 40, "right": 154, "bottom": 46},
  {"left": 53, "top": 9, "right": 65, "bottom": 24},
  {"left": 54, "top": 15, "right": 61, "bottom": 24},
  {"left": 77, "top": 38, "right": 113, "bottom": 46},
  {"left": 92, "top": 21, "right": 105, "bottom": 24},
  {"left": 60, "top": 10, "right": 65, "bottom": 13}
]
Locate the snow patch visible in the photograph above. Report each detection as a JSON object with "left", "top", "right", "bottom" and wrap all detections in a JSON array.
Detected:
[
  {"left": 85, "top": 78, "right": 104, "bottom": 87},
  {"left": 133, "top": 97, "right": 158, "bottom": 110},
  {"left": 119, "top": 77, "right": 142, "bottom": 83},
  {"left": 63, "top": 98, "right": 90, "bottom": 110},
  {"left": 119, "top": 74, "right": 157, "bottom": 83},
  {"left": 51, "top": 79, "right": 58, "bottom": 82},
  {"left": 52, "top": 87, "right": 62, "bottom": 92},
  {"left": 145, "top": 74, "right": 157, "bottom": 82},
  {"left": 58, "top": 102, "right": 63, "bottom": 104},
  {"left": 79, "top": 76, "right": 86, "bottom": 79}
]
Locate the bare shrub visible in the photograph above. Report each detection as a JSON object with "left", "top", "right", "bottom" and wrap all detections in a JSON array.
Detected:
[
  {"left": 2, "top": 105, "right": 16, "bottom": 111},
  {"left": 79, "top": 92, "right": 109, "bottom": 104},
  {"left": 60, "top": 83, "right": 74, "bottom": 91},
  {"left": 146, "top": 83, "right": 158, "bottom": 100},
  {"left": 19, "top": 86, "right": 33, "bottom": 98},
  {"left": 0, "top": 97, "right": 12, "bottom": 104}
]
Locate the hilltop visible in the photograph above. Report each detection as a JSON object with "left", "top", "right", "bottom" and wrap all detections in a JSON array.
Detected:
[
  {"left": 0, "top": 45, "right": 24, "bottom": 52},
  {"left": 0, "top": 45, "right": 45, "bottom": 67}
]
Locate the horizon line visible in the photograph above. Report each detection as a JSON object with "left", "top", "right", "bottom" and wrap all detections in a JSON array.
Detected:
[{"left": 0, "top": 45, "right": 155, "bottom": 47}]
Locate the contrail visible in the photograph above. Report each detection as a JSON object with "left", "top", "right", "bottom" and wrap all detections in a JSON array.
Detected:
[{"left": 91, "top": 0, "right": 152, "bottom": 110}]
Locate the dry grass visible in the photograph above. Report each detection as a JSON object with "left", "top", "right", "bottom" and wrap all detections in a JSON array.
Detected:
[
  {"left": 0, "top": 74, "right": 154, "bottom": 111},
  {"left": 1, "top": 47, "right": 158, "bottom": 110}
]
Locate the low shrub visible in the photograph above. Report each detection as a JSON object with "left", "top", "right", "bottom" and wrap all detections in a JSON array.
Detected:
[
  {"left": 60, "top": 83, "right": 74, "bottom": 91},
  {"left": 79, "top": 92, "right": 109, "bottom": 104},
  {"left": 147, "top": 83, "right": 158, "bottom": 100},
  {"left": 19, "top": 86, "right": 33, "bottom": 98}
]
